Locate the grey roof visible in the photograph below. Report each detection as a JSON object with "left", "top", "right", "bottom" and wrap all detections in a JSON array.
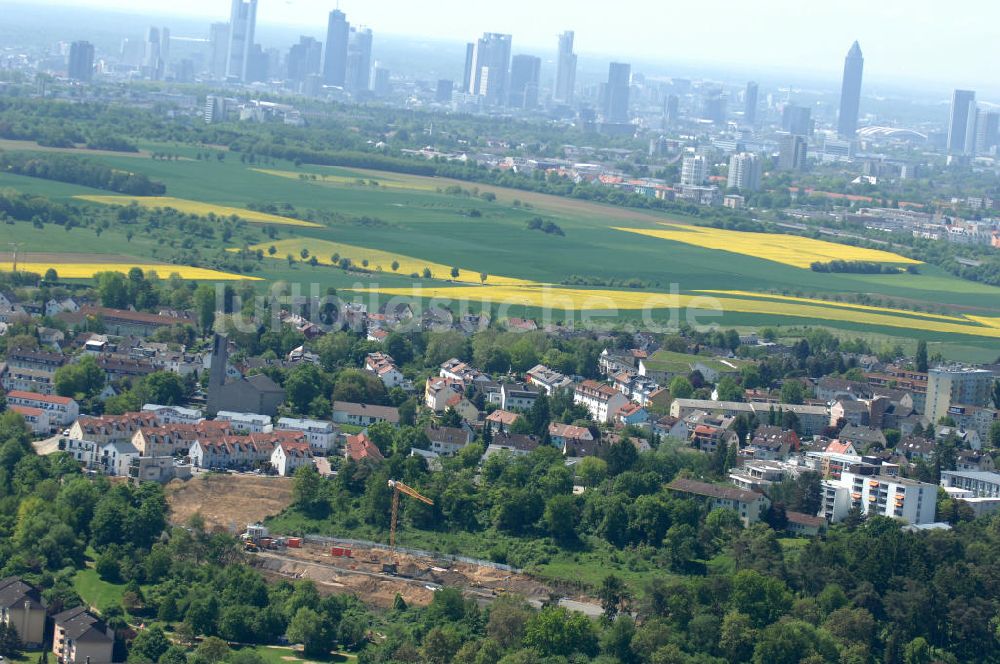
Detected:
[
  {"left": 54, "top": 606, "right": 112, "bottom": 643},
  {"left": 0, "top": 576, "right": 45, "bottom": 610},
  {"left": 333, "top": 401, "right": 400, "bottom": 423}
]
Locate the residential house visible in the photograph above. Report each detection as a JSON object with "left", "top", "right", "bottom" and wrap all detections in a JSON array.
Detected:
[
  {"left": 142, "top": 404, "right": 204, "bottom": 425},
  {"left": 652, "top": 415, "right": 688, "bottom": 440},
  {"left": 574, "top": 380, "right": 629, "bottom": 423},
  {"left": 484, "top": 433, "right": 542, "bottom": 458},
  {"left": 424, "top": 425, "right": 472, "bottom": 455},
  {"left": 835, "top": 424, "right": 887, "bottom": 450},
  {"left": 505, "top": 317, "right": 538, "bottom": 332},
  {"left": 548, "top": 422, "right": 594, "bottom": 448},
  {"left": 666, "top": 478, "right": 771, "bottom": 526},
  {"left": 54, "top": 435, "right": 99, "bottom": 467},
  {"left": 815, "top": 377, "right": 872, "bottom": 402},
  {"left": 5, "top": 391, "right": 79, "bottom": 428},
  {"left": 525, "top": 364, "right": 574, "bottom": 395},
  {"left": 0, "top": 576, "right": 47, "bottom": 646},
  {"left": 948, "top": 404, "right": 998, "bottom": 442},
  {"left": 956, "top": 450, "right": 996, "bottom": 473},
  {"left": 9, "top": 405, "right": 50, "bottom": 435},
  {"left": 333, "top": 401, "right": 400, "bottom": 427},
  {"left": 62, "top": 305, "right": 190, "bottom": 337},
  {"left": 366, "top": 328, "right": 389, "bottom": 344},
  {"left": 128, "top": 455, "right": 191, "bottom": 484},
  {"left": 689, "top": 418, "right": 738, "bottom": 455},
  {"left": 271, "top": 441, "right": 314, "bottom": 476},
  {"left": 0, "top": 291, "right": 26, "bottom": 323},
  {"left": 439, "top": 358, "right": 487, "bottom": 384},
  {"left": 425, "top": 376, "right": 465, "bottom": 412},
  {"left": 598, "top": 348, "right": 642, "bottom": 377},
  {"left": 485, "top": 410, "right": 521, "bottom": 434},
  {"left": 365, "top": 352, "right": 405, "bottom": 388},
  {"left": 617, "top": 402, "right": 649, "bottom": 426},
  {"left": 287, "top": 345, "right": 320, "bottom": 365},
  {"left": 786, "top": 511, "right": 826, "bottom": 536},
  {"left": 97, "top": 440, "right": 140, "bottom": 476},
  {"left": 45, "top": 297, "right": 80, "bottom": 318},
  {"left": 898, "top": 436, "right": 935, "bottom": 461},
  {"left": 830, "top": 399, "right": 870, "bottom": 427},
  {"left": 825, "top": 440, "right": 858, "bottom": 456},
  {"left": 276, "top": 417, "right": 336, "bottom": 453},
  {"left": 344, "top": 432, "right": 385, "bottom": 463},
  {"left": 745, "top": 426, "right": 800, "bottom": 460},
  {"left": 2, "top": 347, "right": 66, "bottom": 394},
  {"left": 52, "top": 606, "right": 114, "bottom": 664},
  {"left": 500, "top": 382, "right": 540, "bottom": 411},
  {"left": 936, "top": 425, "right": 982, "bottom": 450}
]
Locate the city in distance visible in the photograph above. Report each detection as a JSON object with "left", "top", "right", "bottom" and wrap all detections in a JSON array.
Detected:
[{"left": 1, "top": 3, "right": 1000, "bottom": 664}]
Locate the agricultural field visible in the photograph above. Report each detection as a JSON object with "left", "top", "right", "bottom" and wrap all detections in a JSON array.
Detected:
[
  {"left": 2, "top": 144, "right": 1000, "bottom": 356},
  {"left": 241, "top": 237, "right": 535, "bottom": 285},
  {"left": 0, "top": 252, "right": 254, "bottom": 281},
  {"left": 616, "top": 223, "right": 922, "bottom": 269},
  {"left": 76, "top": 195, "right": 323, "bottom": 227}
]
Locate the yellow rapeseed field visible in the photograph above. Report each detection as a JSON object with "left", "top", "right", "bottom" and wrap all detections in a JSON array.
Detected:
[
  {"left": 244, "top": 238, "right": 535, "bottom": 286},
  {"left": 348, "top": 284, "right": 1000, "bottom": 338},
  {"left": 700, "top": 290, "right": 967, "bottom": 323},
  {"left": 7, "top": 262, "right": 257, "bottom": 281},
  {"left": 250, "top": 168, "right": 436, "bottom": 192},
  {"left": 76, "top": 196, "right": 323, "bottom": 228},
  {"left": 615, "top": 223, "right": 921, "bottom": 269}
]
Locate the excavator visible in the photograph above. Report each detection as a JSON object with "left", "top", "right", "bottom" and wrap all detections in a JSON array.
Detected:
[{"left": 382, "top": 479, "right": 433, "bottom": 575}]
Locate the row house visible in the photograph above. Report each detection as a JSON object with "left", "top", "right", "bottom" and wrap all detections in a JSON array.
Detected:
[
  {"left": 5, "top": 391, "right": 79, "bottom": 427},
  {"left": 574, "top": 380, "right": 629, "bottom": 423},
  {"left": 69, "top": 412, "right": 159, "bottom": 445},
  {"left": 6, "top": 347, "right": 66, "bottom": 373},
  {"left": 525, "top": 364, "right": 574, "bottom": 395},
  {"left": 271, "top": 441, "right": 314, "bottom": 476}
]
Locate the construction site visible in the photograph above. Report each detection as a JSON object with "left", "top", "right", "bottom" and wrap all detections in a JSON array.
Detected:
[{"left": 168, "top": 475, "right": 602, "bottom": 615}]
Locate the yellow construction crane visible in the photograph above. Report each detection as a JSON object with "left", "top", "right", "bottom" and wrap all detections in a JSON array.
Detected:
[{"left": 387, "top": 479, "right": 433, "bottom": 548}]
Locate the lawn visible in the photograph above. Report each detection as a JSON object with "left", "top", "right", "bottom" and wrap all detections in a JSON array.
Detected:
[
  {"left": 230, "top": 644, "right": 357, "bottom": 664},
  {"left": 73, "top": 567, "right": 126, "bottom": 611}
]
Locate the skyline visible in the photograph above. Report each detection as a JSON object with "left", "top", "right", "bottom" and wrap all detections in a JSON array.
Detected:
[{"left": 9, "top": 0, "right": 1000, "bottom": 94}]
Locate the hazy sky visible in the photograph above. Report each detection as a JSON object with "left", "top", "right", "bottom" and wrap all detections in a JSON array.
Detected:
[{"left": 16, "top": 0, "right": 998, "bottom": 90}]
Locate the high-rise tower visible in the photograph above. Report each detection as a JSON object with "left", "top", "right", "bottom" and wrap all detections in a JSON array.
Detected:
[
  {"left": 324, "top": 9, "right": 350, "bottom": 87},
  {"left": 837, "top": 41, "right": 864, "bottom": 138},
  {"left": 225, "top": 0, "right": 257, "bottom": 82},
  {"left": 554, "top": 31, "right": 577, "bottom": 104}
]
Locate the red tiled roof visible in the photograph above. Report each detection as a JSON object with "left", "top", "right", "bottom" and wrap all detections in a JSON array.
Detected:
[{"left": 5, "top": 390, "right": 75, "bottom": 405}]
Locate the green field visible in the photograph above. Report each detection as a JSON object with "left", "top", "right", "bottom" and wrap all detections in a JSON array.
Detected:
[
  {"left": 73, "top": 567, "right": 127, "bottom": 611},
  {"left": 2, "top": 141, "right": 1000, "bottom": 355}
]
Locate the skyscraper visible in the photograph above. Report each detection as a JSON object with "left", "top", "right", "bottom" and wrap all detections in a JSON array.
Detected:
[
  {"left": 208, "top": 23, "right": 230, "bottom": 79},
  {"left": 975, "top": 111, "right": 1000, "bottom": 155},
  {"left": 744, "top": 81, "right": 759, "bottom": 126},
  {"left": 67, "top": 40, "right": 95, "bottom": 82},
  {"left": 702, "top": 90, "right": 726, "bottom": 124},
  {"left": 665, "top": 94, "right": 679, "bottom": 125},
  {"left": 782, "top": 105, "right": 812, "bottom": 136},
  {"left": 837, "top": 41, "right": 864, "bottom": 138},
  {"left": 604, "top": 62, "right": 631, "bottom": 123},
  {"left": 324, "top": 9, "right": 350, "bottom": 87},
  {"left": 509, "top": 54, "right": 541, "bottom": 109},
  {"left": 554, "top": 31, "right": 577, "bottom": 104},
  {"left": 436, "top": 80, "right": 454, "bottom": 103},
  {"left": 346, "top": 27, "right": 373, "bottom": 94},
  {"left": 727, "top": 152, "right": 762, "bottom": 192},
  {"left": 778, "top": 134, "right": 808, "bottom": 171},
  {"left": 287, "top": 36, "right": 322, "bottom": 85},
  {"left": 225, "top": 0, "right": 257, "bottom": 82},
  {"left": 947, "top": 90, "right": 977, "bottom": 155},
  {"left": 462, "top": 43, "right": 475, "bottom": 94},
  {"left": 468, "top": 33, "right": 512, "bottom": 106},
  {"left": 680, "top": 155, "right": 708, "bottom": 186}
]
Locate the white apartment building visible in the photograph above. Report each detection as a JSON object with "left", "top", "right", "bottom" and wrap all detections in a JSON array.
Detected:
[
  {"left": 820, "top": 471, "right": 936, "bottom": 524},
  {"left": 573, "top": 380, "right": 629, "bottom": 423},
  {"left": 5, "top": 391, "right": 79, "bottom": 427},
  {"left": 727, "top": 152, "right": 762, "bottom": 192},
  {"left": 276, "top": 417, "right": 336, "bottom": 453},
  {"left": 215, "top": 411, "right": 273, "bottom": 433},
  {"left": 925, "top": 366, "right": 993, "bottom": 423}
]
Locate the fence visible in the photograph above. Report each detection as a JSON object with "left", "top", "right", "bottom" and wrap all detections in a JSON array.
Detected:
[{"left": 302, "top": 534, "right": 523, "bottom": 574}]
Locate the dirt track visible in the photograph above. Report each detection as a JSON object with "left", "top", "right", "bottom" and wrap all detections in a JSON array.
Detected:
[{"left": 165, "top": 474, "right": 294, "bottom": 532}]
